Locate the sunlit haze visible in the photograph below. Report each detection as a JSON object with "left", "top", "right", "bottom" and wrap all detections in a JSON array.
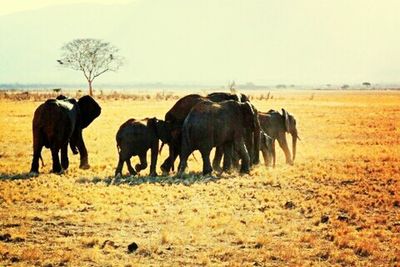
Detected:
[{"left": 0, "top": 0, "right": 399, "bottom": 87}]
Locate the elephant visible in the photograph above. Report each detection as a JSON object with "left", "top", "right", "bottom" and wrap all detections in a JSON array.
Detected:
[
  {"left": 115, "top": 117, "right": 171, "bottom": 177},
  {"left": 258, "top": 109, "right": 299, "bottom": 167},
  {"left": 177, "top": 100, "right": 257, "bottom": 176},
  {"left": 259, "top": 130, "right": 275, "bottom": 167},
  {"left": 230, "top": 130, "right": 275, "bottom": 169},
  {"left": 161, "top": 92, "right": 260, "bottom": 173},
  {"left": 29, "top": 95, "right": 101, "bottom": 174}
]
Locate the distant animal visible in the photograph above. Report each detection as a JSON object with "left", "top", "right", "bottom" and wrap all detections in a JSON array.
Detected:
[
  {"left": 177, "top": 100, "right": 257, "bottom": 176},
  {"left": 161, "top": 92, "right": 260, "bottom": 173},
  {"left": 30, "top": 95, "right": 101, "bottom": 174},
  {"left": 115, "top": 117, "right": 171, "bottom": 177},
  {"left": 258, "top": 109, "right": 299, "bottom": 167}
]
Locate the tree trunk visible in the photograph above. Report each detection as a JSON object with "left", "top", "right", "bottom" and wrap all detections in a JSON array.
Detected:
[{"left": 88, "top": 80, "right": 93, "bottom": 96}]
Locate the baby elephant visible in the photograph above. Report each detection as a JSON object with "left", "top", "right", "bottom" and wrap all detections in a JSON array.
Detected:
[
  {"left": 115, "top": 118, "right": 171, "bottom": 177},
  {"left": 260, "top": 131, "right": 275, "bottom": 167}
]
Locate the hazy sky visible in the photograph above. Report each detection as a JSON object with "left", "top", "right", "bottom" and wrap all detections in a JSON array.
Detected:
[
  {"left": 1, "top": 0, "right": 400, "bottom": 86},
  {"left": 0, "top": 0, "right": 132, "bottom": 16}
]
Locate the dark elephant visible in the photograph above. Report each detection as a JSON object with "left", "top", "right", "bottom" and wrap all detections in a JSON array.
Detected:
[
  {"left": 231, "top": 130, "right": 275, "bottom": 168},
  {"left": 30, "top": 95, "right": 101, "bottom": 174},
  {"left": 115, "top": 118, "right": 171, "bottom": 177},
  {"left": 161, "top": 92, "right": 260, "bottom": 173},
  {"left": 258, "top": 109, "right": 299, "bottom": 167},
  {"left": 177, "top": 100, "right": 257, "bottom": 176}
]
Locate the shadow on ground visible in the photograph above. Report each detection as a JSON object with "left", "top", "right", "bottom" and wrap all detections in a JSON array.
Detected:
[
  {"left": 75, "top": 172, "right": 229, "bottom": 186},
  {"left": 0, "top": 172, "right": 37, "bottom": 181}
]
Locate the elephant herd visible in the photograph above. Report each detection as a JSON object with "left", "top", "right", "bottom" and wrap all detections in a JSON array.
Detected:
[{"left": 29, "top": 92, "right": 299, "bottom": 177}]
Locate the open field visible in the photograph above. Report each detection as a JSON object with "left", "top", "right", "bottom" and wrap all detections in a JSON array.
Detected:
[{"left": 0, "top": 90, "right": 399, "bottom": 266}]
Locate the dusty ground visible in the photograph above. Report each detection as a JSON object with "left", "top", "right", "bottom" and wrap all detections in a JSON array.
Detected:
[{"left": 0, "top": 90, "right": 399, "bottom": 266}]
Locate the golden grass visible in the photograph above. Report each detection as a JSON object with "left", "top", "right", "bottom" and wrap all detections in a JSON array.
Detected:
[{"left": 0, "top": 90, "right": 399, "bottom": 266}]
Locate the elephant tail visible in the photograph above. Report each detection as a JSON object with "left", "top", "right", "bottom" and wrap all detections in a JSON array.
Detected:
[
  {"left": 191, "top": 153, "right": 198, "bottom": 163},
  {"left": 159, "top": 142, "right": 165, "bottom": 155}
]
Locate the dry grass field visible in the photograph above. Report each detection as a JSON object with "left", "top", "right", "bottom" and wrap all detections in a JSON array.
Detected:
[{"left": 0, "top": 90, "right": 399, "bottom": 266}]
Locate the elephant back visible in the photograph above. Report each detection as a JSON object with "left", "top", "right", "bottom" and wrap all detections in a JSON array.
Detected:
[
  {"left": 206, "top": 92, "right": 249, "bottom": 103},
  {"left": 165, "top": 94, "right": 204, "bottom": 125}
]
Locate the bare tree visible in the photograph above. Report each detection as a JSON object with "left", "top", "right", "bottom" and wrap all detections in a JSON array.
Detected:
[{"left": 57, "top": 39, "right": 124, "bottom": 96}]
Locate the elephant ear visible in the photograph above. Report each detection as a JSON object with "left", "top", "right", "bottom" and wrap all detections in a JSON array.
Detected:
[
  {"left": 155, "top": 120, "right": 172, "bottom": 143},
  {"left": 282, "top": 108, "right": 291, "bottom": 133},
  {"left": 146, "top": 117, "right": 157, "bottom": 130},
  {"left": 78, "top": 95, "right": 101, "bottom": 129}
]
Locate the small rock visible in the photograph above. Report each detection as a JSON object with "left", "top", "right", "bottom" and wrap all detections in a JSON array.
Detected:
[
  {"left": 284, "top": 201, "right": 295, "bottom": 209},
  {"left": 32, "top": 216, "right": 43, "bottom": 222},
  {"left": 10, "top": 256, "right": 19, "bottom": 263},
  {"left": 321, "top": 214, "right": 329, "bottom": 224},
  {"left": 316, "top": 251, "right": 330, "bottom": 261},
  {"left": 127, "top": 242, "right": 138, "bottom": 253},
  {"left": 0, "top": 233, "right": 11, "bottom": 242}
]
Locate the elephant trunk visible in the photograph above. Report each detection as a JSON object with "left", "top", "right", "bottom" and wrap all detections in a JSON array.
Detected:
[{"left": 291, "top": 131, "right": 298, "bottom": 162}]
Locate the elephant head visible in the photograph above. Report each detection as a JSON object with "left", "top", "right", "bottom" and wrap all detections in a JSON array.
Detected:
[
  {"left": 147, "top": 118, "right": 172, "bottom": 144},
  {"left": 69, "top": 96, "right": 101, "bottom": 155},
  {"left": 282, "top": 108, "right": 299, "bottom": 162},
  {"left": 78, "top": 95, "right": 102, "bottom": 129}
]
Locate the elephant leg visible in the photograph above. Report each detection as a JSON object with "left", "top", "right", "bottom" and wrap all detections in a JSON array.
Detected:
[
  {"left": 135, "top": 152, "right": 148, "bottom": 173},
  {"left": 61, "top": 143, "right": 69, "bottom": 170},
  {"left": 160, "top": 144, "right": 179, "bottom": 173},
  {"left": 261, "top": 146, "right": 270, "bottom": 167},
  {"left": 50, "top": 145, "right": 62, "bottom": 173},
  {"left": 200, "top": 148, "right": 213, "bottom": 176},
  {"left": 30, "top": 131, "right": 43, "bottom": 174},
  {"left": 244, "top": 130, "right": 254, "bottom": 166},
  {"left": 272, "top": 141, "right": 276, "bottom": 168},
  {"left": 212, "top": 146, "right": 223, "bottom": 172},
  {"left": 229, "top": 146, "right": 240, "bottom": 170},
  {"left": 235, "top": 139, "right": 250, "bottom": 174},
  {"left": 149, "top": 142, "right": 158, "bottom": 176},
  {"left": 222, "top": 143, "right": 233, "bottom": 172},
  {"left": 74, "top": 130, "right": 90, "bottom": 169},
  {"left": 115, "top": 158, "right": 124, "bottom": 177},
  {"left": 126, "top": 158, "right": 136, "bottom": 176},
  {"left": 160, "top": 157, "right": 171, "bottom": 173},
  {"left": 277, "top": 134, "right": 293, "bottom": 165},
  {"left": 160, "top": 155, "right": 176, "bottom": 173},
  {"left": 177, "top": 146, "right": 191, "bottom": 177}
]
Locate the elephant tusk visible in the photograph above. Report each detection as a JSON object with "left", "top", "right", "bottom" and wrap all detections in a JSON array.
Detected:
[{"left": 297, "top": 135, "right": 301, "bottom": 141}]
